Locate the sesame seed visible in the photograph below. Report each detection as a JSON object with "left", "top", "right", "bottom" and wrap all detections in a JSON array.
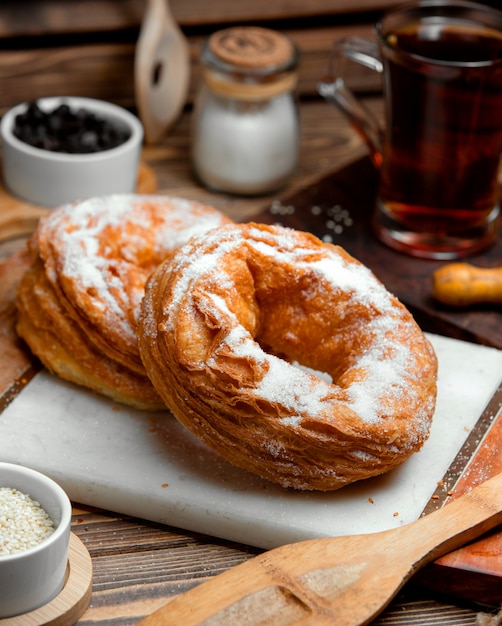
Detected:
[{"left": 0, "top": 487, "right": 55, "bottom": 556}]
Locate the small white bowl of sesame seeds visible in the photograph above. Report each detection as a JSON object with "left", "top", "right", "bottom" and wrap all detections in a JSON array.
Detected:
[{"left": 0, "top": 462, "right": 72, "bottom": 618}]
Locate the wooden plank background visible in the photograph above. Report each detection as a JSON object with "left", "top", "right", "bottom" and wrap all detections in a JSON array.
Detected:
[
  {"left": 0, "top": 0, "right": 393, "bottom": 37},
  {"left": 0, "top": 0, "right": 391, "bottom": 114},
  {"left": 1, "top": 0, "right": 498, "bottom": 114}
]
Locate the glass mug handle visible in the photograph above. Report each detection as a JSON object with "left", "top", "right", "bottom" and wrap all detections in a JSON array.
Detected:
[{"left": 318, "top": 37, "right": 384, "bottom": 167}]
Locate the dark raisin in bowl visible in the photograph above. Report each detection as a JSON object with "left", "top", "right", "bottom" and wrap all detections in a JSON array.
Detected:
[{"left": 13, "top": 100, "right": 132, "bottom": 154}]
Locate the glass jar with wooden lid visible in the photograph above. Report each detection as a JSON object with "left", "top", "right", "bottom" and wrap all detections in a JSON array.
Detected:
[{"left": 191, "top": 26, "right": 300, "bottom": 195}]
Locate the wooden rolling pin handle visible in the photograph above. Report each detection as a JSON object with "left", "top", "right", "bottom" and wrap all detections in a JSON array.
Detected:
[{"left": 433, "top": 263, "right": 502, "bottom": 307}]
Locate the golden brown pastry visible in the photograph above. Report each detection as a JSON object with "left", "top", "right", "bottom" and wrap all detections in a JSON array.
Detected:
[
  {"left": 16, "top": 194, "right": 232, "bottom": 409},
  {"left": 139, "top": 222, "right": 438, "bottom": 490}
]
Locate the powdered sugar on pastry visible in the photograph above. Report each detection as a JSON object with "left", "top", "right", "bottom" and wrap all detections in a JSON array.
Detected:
[
  {"left": 16, "top": 194, "right": 232, "bottom": 410},
  {"left": 139, "top": 222, "right": 438, "bottom": 489},
  {"left": 36, "top": 194, "right": 232, "bottom": 343}
]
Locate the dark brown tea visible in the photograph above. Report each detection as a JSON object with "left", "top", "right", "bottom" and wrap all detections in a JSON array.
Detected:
[{"left": 376, "top": 16, "right": 502, "bottom": 256}]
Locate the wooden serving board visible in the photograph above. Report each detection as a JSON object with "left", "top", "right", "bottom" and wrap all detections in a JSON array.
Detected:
[{"left": 416, "top": 400, "right": 502, "bottom": 606}]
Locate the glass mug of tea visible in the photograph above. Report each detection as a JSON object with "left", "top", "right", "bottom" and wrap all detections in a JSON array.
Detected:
[{"left": 318, "top": 0, "right": 502, "bottom": 259}]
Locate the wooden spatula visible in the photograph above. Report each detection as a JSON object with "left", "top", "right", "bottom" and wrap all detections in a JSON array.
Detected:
[{"left": 139, "top": 472, "right": 502, "bottom": 625}]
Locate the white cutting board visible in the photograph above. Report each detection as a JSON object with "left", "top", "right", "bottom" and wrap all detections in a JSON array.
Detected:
[{"left": 0, "top": 333, "right": 501, "bottom": 550}]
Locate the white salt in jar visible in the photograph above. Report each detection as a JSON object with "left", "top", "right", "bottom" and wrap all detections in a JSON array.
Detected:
[{"left": 191, "top": 27, "right": 300, "bottom": 195}]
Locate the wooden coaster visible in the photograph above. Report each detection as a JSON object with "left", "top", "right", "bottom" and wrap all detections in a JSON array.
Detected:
[
  {"left": 0, "top": 160, "right": 157, "bottom": 242},
  {"left": 0, "top": 533, "right": 93, "bottom": 626}
]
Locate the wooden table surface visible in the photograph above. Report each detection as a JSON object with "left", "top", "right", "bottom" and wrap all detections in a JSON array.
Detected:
[{"left": 1, "top": 2, "right": 501, "bottom": 624}]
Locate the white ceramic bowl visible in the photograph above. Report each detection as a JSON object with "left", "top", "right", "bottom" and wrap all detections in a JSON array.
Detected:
[
  {"left": 1, "top": 96, "right": 144, "bottom": 208},
  {"left": 0, "top": 462, "right": 72, "bottom": 617}
]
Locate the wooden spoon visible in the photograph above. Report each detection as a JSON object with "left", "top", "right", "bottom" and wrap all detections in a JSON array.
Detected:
[
  {"left": 139, "top": 472, "right": 502, "bottom": 625},
  {"left": 134, "top": 0, "right": 190, "bottom": 144}
]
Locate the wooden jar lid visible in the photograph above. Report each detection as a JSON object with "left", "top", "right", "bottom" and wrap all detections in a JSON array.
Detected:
[{"left": 208, "top": 27, "right": 295, "bottom": 70}]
